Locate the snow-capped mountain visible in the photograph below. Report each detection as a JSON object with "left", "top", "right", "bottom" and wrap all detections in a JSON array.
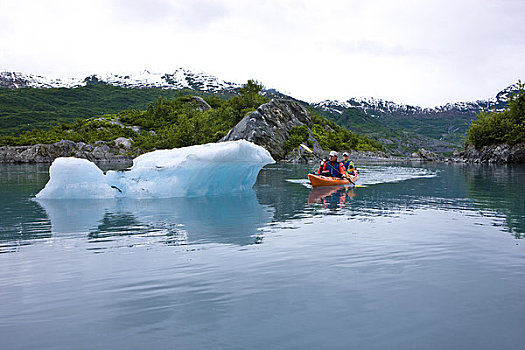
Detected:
[
  {"left": 313, "top": 83, "right": 520, "bottom": 118},
  {"left": 1, "top": 68, "right": 519, "bottom": 119},
  {"left": 0, "top": 68, "right": 242, "bottom": 93},
  {"left": 0, "top": 71, "right": 82, "bottom": 89},
  {"left": 314, "top": 83, "right": 519, "bottom": 117}
]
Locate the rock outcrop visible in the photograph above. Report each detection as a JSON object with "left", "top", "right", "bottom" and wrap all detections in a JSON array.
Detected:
[
  {"left": 220, "top": 99, "right": 317, "bottom": 159},
  {"left": 0, "top": 140, "right": 134, "bottom": 164},
  {"left": 186, "top": 96, "right": 212, "bottom": 111},
  {"left": 411, "top": 148, "right": 443, "bottom": 161},
  {"left": 454, "top": 143, "right": 525, "bottom": 163}
]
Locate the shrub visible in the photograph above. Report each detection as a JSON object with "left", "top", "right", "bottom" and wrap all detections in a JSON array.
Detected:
[
  {"left": 466, "top": 82, "right": 525, "bottom": 148},
  {"left": 284, "top": 125, "right": 309, "bottom": 153}
]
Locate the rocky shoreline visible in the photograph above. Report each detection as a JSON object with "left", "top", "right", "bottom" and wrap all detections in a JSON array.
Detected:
[
  {"left": 452, "top": 143, "right": 525, "bottom": 164},
  {"left": 2, "top": 140, "right": 524, "bottom": 165},
  {"left": 0, "top": 139, "right": 134, "bottom": 165}
]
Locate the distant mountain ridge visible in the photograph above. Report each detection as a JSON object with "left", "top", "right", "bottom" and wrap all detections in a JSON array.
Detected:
[
  {"left": 313, "top": 83, "right": 520, "bottom": 119},
  {"left": 0, "top": 69, "right": 242, "bottom": 93},
  {"left": 1, "top": 69, "right": 518, "bottom": 114},
  {"left": 310, "top": 82, "right": 521, "bottom": 154}
]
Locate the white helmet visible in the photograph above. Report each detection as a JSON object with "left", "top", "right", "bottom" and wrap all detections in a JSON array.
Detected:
[{"left": 329, "top": 151, "right": 337, "bottom": 157}]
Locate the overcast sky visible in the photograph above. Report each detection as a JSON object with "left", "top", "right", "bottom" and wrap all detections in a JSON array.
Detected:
[{"left": 1, "top": 0, "right": 524, "bottom": 107}]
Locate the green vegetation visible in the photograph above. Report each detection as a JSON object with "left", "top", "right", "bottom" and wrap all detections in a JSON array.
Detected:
[
  {"left": 466, "top": 82, "right": 525, "bottom": 149},
  {"left": 284, "top": 125, "right": 309, "bottom": 153},
  {"left": 310, "top": 112, "right": 382, "bottom": 151},
  {"left": 313, "top": 105, "right": 466, "bottom": 155},
  {"left": 0, "top": 84, "right": 233, "bottom": 136}
]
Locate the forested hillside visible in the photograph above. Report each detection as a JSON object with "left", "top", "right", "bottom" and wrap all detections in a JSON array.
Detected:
[
  {"left": 312, "top": 106, "right": 458, "bottom": 155},
  {"left": 0, "top": 84, "right": 232, "bottom": 136}
]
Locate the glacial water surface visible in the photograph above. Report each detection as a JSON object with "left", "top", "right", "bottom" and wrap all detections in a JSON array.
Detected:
[{"left": 1, "top": 162, "right": 524, "bottom": 350}]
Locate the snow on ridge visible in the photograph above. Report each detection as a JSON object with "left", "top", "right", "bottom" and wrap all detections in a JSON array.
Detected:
[
  {"left": 314, "top": 82, "right": 520, "bottom": 116},
  {"left": 86, "top": 68, "right": 242, "bottom": 92},
  {"left": 0, "top": 71, "right": 83, "bottom": 88},
  {"left": 315, "top": 99, "right": 351, "bottom": 114},
  {"left": 314, "top": 96, "right": 423, "bottom": 115},
  {"left": 0, "top": 68, "right": 242, "bottom": 92}
]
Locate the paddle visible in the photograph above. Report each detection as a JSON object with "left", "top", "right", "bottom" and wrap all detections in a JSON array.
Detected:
[
  {"left": 300, "top": 144, "right": 355, "bottom": 185},
  {"left": 300, "top": 144, "right": 321, "bottom": 160}
]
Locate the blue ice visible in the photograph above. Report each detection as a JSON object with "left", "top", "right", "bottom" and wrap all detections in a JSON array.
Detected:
[{"left": 36, "top": 140, "right": 275, "bottom": 199}]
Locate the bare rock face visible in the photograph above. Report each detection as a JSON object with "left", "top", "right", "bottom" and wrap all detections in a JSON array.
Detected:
[
  {"left": 220, "top": 99, "right": 313, "bottom": 159},
  {"left": 455, "top": 143, "right": 525, "bottom": 163}
]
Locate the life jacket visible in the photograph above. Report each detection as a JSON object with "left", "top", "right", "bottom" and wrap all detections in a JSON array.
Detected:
[
  {"left": 343, "top": 160, "right": 355, "bottom": 170},
  {"left": 321, "top": 161, "right": 344, "bottom": 178},
  {"left": 344, "top": 160, "right": 357, "bottom": 176}
]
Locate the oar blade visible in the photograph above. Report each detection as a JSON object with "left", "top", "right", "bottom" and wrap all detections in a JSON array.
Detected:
[{"left": 300, "top": 144, "right": 314, "bottom": 153}]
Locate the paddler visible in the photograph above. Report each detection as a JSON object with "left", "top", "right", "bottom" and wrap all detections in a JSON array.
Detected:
[
  {"left": 342, "top": 152, "right": 358, "bottom": 177},
  {"left": 317, "top": 151, "right": 347, "bottom": 178}
]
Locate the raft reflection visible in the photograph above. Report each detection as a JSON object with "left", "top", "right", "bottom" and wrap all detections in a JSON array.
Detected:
[{"left": 308, "top": 186, "right": 356, "bottom": 209}]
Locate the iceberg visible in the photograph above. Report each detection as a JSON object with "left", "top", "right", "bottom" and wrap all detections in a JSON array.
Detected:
[{"left": 36, "top": 140, "right": 275, "bottom": 199}]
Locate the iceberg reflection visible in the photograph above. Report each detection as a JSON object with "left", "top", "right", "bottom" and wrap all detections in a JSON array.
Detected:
[{"left": 35, "top": 190, "right": 274, "bottom": 247}]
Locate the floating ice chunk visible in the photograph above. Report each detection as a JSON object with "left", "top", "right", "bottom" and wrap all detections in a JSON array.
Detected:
[
  {"left": 36, "top": 157, "right": 116, "bottom": 199},
  {"left": 36, "top": 140, "right": 274, "bottom": 199}
]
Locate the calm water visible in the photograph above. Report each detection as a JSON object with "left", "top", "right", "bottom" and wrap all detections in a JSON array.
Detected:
[{"left": 1, "top": 162, "right": 524, "bottom": 350}]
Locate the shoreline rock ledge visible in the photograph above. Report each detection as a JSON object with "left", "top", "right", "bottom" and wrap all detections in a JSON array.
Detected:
[
  {"left": 454, "top": 143, "right": 525, "bottom": 163},
  {"left": 0, "top": 140, "right": 133, "bottom": 164}
]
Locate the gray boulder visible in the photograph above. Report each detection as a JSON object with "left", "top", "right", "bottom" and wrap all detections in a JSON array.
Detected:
[
  {"left": 114, "top": 137, "right": 133, "bottom": 150},
  {"left": 220, "top": 99, "right": 313, "bottom": 159},
  {"left": 186, "top": 96, "right": 212, "bottom": 111},
  {"left": 411, "top": 148, "right": 443, "bottom": 161}
]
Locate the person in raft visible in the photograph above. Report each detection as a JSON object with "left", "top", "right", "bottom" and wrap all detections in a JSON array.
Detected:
[
  {"left": 342, "top": 152, "right": 358, "bottom": 176},
  {"left": 318, "top": 151, "right": 347, "bottom": 178}
]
